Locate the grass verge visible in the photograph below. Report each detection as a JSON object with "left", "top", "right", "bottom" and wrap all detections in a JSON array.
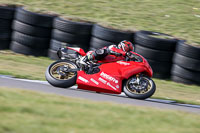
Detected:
[
  {"left": 0, "top": 50, "right": 200, "bottom": 105},
  {"left": 0, "top": 50, "right": 53, "bottom": 80},
  {"left": 0, "top": 87, "right": 200, "bottom": 133}
]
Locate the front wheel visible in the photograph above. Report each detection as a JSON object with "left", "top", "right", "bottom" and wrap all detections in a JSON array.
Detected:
[
  {"left": 123, "top": 75, "right": 156, "bottom": 99},
  {"left": 45, "top": 60, "right": 78, "bottom": 88}
]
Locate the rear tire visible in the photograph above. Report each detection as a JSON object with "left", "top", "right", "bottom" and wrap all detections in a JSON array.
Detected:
[
  {"left": 45, "top": 60, "right": 78, "bottom": 88},
  {"left": 123, "top": 75, "right": 156, "bottom": 99}
]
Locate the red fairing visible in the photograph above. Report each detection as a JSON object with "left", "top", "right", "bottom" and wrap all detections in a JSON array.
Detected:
[
  {"left": 67, "top": 47, "right": 86, "bottom": 56},
  {"left": 77, "top": 70, "right": 122, "bottom": 94},
  {"left": 129, "top": 51, "right": 153, "bottom": 77},
  {"left": 76, "top": 53, "right": 153, "bottom": 94}
]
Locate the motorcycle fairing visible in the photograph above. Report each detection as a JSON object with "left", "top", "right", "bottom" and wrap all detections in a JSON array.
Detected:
[
  {"left": 76, "top": 60, "right": 152, "bottom": 94},
  {"left": 77, "top": 70, "right": 122, "bottom": 94}
]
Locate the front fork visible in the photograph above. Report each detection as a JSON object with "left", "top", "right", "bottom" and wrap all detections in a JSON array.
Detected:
[
  {"left": 136, "top": 74, "right": 141, "bottom": 85},
  {"left": 131, "top": 74, "right": 140, "bottom": 85}
]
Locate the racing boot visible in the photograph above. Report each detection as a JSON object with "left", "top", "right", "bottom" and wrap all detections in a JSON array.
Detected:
[
  {"left": 80, "top": 56, "right": 89, "bottom": 66},
  {"left": 80, "top": 53, "right": 94, "bottom": 65}
]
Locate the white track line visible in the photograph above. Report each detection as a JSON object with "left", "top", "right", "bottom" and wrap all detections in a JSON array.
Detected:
[
  {"left": 3, "top": 74, "right": 200, "bottom": 108},
  {"left": 0, "top": 74, "right": 178, "bottom": 104}
]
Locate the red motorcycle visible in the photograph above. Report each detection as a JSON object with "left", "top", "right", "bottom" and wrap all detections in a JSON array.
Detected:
[{"left": 45, "top": 47, "right": 156, "bottom": 99}]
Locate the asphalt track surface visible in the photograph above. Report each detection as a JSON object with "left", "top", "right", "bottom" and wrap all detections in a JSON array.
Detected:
[{"left": 1, "top": 75, "right": 200, "bottom": 114}]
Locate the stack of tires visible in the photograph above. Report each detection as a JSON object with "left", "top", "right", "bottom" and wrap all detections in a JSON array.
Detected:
[
  {"left": 10, "top": 7, "right": 55, "bottom": 56},
  {"left": 90, "top": 24, "right": 133, "bottom": 50},
  {"left": 134, "top": 31, "right": 178, "bottom": 79},
  {"left": 49, "top": 17, "right": 93, "bottom": 60},
  {"left": 171, "top": 40, "right": 200, "bottom": 85},
  {"left": 0, "top": 5, "right": 16, "bottom": 50}
]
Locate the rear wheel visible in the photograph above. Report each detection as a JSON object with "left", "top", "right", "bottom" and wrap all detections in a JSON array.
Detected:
[
  {"left": 123, "top": 75, "right": 156, "bottom": 99},
  {"left": 45, "top": 60, "right": 78, "bottom": 88}
]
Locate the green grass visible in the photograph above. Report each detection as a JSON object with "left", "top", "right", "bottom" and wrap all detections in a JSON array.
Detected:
[
  {"left": 153, "top": 79, "right": 200, "bottom": 105},
  {"left": 1, "top": 0, "right": 200, "bottom": 45},
  {"left": 0, "top": 50, "right": 53, "bottom": 80},
  {"left": 0, "top": 50, "right": 200, "bottom": 105},
  {"left": 0, "top": 87, "right": 200, "bottom": 133}
]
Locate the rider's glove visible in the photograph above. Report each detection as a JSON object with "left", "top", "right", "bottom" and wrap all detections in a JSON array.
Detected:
[{"left": 126, "top": 52, "right": 137, "bottom": 61}]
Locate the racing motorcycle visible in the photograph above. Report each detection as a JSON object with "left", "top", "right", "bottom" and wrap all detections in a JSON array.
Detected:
[{"left": 45, "top": 47, "right": 156, "bottom": 99}]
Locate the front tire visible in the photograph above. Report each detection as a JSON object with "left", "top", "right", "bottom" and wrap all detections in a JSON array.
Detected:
[
  {"left": 45, "top": 60, "right": 78, "bottom": 88},
  {"left": 123, "top": 75, "right": 156, "bottom": 99}
]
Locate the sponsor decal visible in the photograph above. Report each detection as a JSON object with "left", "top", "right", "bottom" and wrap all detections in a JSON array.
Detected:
[
  {"left": 107, "top": 82, "right": 117, "bottom": 90},
  {"left": 98, "top": 77, "right": 118, "bottom": 90},
  {"left": 100, "top": 72, "right": 118, "bottom": 84},
  {"left": 78, "top": 76, "right": 89, "bottom": 83},
  {"left": 90, "top": 78, "right": 99, "bottom": 85},
  {"left": 98, "top": 77, "right": 107, "bottom": 84},
  {"left": 117, "top": 61, "right": 130, "bottom": 66}
]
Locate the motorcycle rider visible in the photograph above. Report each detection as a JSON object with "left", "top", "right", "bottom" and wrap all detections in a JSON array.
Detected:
[{"left": 80, "top": 40, "right": 134, "bottom": 65}]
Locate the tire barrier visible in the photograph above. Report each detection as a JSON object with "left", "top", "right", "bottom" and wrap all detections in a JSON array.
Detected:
[
  {"left": 0, "top": 5, "right": 16, "bottom": 49},
  {"left": 146, "top": 59, "right": 172, "bottom": 79},
  {"left": 90, "top": 24, "right": 133, "bottom": 50},
  {"left": 12, "top": 20, "right": 52, "bottom": 38},
  {"left": 171, "top": 40, "right": 200, "bottom": 85},
  {"left": 10, "top": 41, "right": 47, "bottom": 56},
  {"left": 134, "top": 31, "right": 177, "bottom": 51},
  {"left": 171, "top": 75, "right": 200, "bottom": 85},
  {"left": 171, "top": 64, "right": 200, "bottom": 85},
  {"left": 0, "top": 5, "right": 200, "bottom": 86},
  {"left": 49, "top": 17, "right": 93, "bottom": 59},
  {"left": 134, "top": 31, "right": 178, "bottom": 79},
  {"left": 89, "top": 36, "right": 113, "bottom": 50},
  {"left": 12, "top": 31, "right": 50, "bottom": 49},
  {"left": 48, "top": 49, "right": 59, "bottom": 60},
  {"left": 135, "top": 45, "right": 174, "bottom": 62},
  {"left": 11, "top": 7, "right": 56, "bottom": 56},
  {"left": 15, "top": 7, "right": 55, "bottom": 28}
]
